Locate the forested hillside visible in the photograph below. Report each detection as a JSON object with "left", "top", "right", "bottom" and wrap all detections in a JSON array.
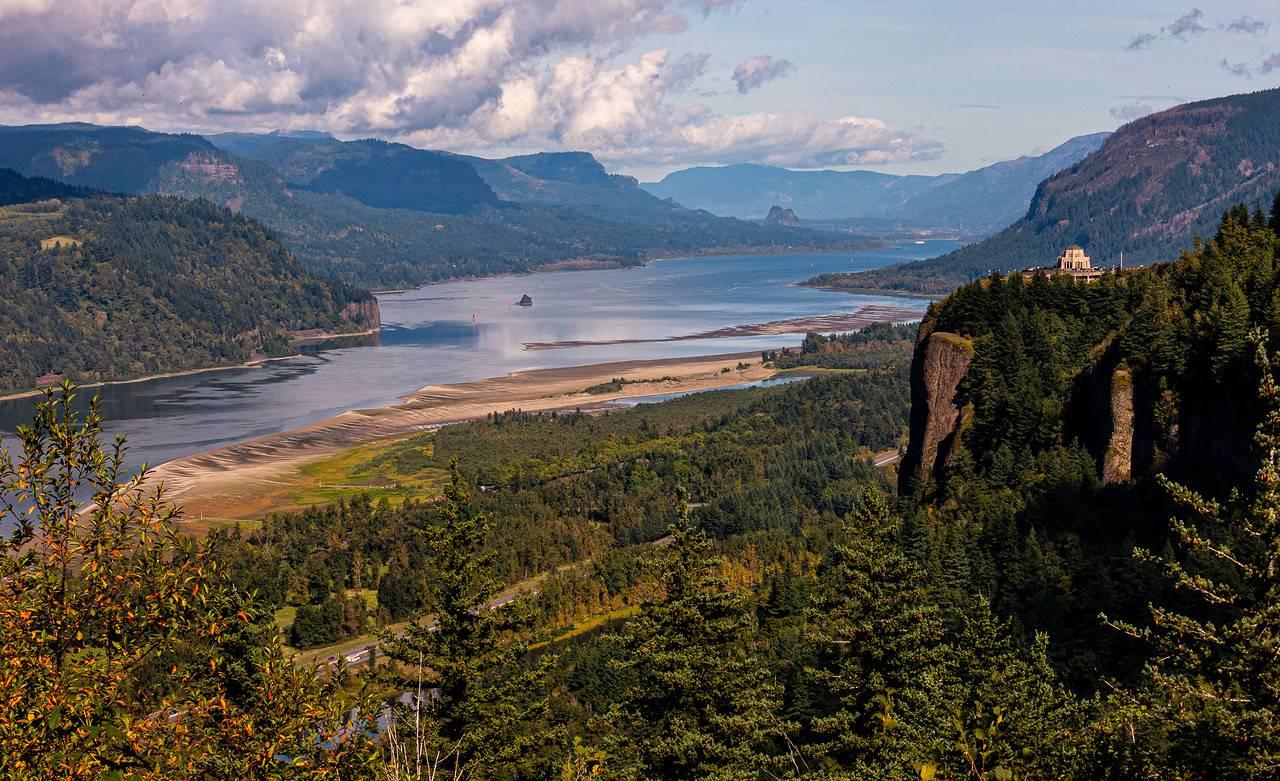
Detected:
[
  {"left": 0, "top": 178, "right": 376, "bottom": 393},
  {"left": 10, "top": 196, "right": 1280, "bottom": 776},
  {"left": 0, "top": 168, "right": 94, "bottom": 206},
  {"left": 812, "top": 88, "right": 1280, "bottom": 295},
  {"left": 211, "top": 134, "right": 501, "bottom": 213}
]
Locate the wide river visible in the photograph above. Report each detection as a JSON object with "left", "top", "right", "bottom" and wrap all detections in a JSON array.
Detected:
[{"left": 0, "top": 241, "right": 959, "bottom": 473}]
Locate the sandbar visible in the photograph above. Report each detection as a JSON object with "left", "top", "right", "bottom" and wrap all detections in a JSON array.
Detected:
[{"left": 149, "top": 351, "right": 783, "bottom": 524}]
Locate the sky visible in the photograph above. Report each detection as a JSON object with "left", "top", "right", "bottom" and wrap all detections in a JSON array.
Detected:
[{"left": 0, "top": 1, "right": 1277, "bottom": 180}]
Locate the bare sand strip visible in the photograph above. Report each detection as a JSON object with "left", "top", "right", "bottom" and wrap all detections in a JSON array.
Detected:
[
  {"left": 522, "top": 304, "right": 924, "bottom": 350},
  {"left": 149, "top": 352, "right": 779, "bottom": 522}
]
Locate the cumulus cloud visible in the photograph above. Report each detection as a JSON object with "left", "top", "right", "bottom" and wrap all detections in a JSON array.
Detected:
[
  {"left": 1262, "top": 52, "right": 1280, "bottom": 73},
  {"left": 0, "top": 0, "right": 937, "bottom": 168},
  {"left": 1165, "top": 8, "right": 1207, "bottom": 38},
  {"left": 1224, "top": 15, "right": 1268, "bottom": 34},
  {"left": 731, "top": 55, "right": 794, "bottom": 94},
  {"left": 401, "top": 49, "right": 940, "bottom": 167}
]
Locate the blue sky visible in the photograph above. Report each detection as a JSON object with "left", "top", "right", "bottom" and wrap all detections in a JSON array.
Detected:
[
  {"left": 628, "top": 1, "right": 1280, "bottom": 176},
  {"left": 0, "top": 0, "right": 1275, "bottom": 177}
]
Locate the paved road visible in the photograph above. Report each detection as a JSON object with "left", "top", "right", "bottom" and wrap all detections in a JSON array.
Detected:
[
  {"left": 325, "top": 589, "right": 530, "bottom": 669},
  {"left": 873, "top": 450, "right": 902, "bottom": 467}
]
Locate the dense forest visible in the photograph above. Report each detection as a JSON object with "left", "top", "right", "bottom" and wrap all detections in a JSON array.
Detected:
[
  {"left": 0, "top": 178, "right": 376, "bottom": 393},
  {"left": 7, "top": 196, "right": 1280, "bottom": 777},
  {"left": 809, "top": 87, "right": 1280, "bottom": 295}
]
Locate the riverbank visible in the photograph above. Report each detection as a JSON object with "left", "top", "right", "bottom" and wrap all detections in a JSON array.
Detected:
[
  {"left": 522, "top": 304, "right": 924, "bottom": 350},
  {"left": 800, "top": 283, "right": 949, "bottom": 300},
  {"left": 149, "top": 351, "right": 779, "bottom": 527}
]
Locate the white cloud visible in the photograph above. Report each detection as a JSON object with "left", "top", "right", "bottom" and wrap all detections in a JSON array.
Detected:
[{"left": 0, "top": 0, "right": 939, "bottom": 168}]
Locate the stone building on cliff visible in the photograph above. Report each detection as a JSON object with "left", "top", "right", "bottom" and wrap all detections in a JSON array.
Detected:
[{"left": 1022, "top": 245, "right": 1105, "bottom": 283}]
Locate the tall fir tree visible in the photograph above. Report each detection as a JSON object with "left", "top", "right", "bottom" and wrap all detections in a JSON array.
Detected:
[
  {"left": 379, "top": 464, "right": 552, "bottom": 780},
  {"left": 600, "top": 500, "right": 798, "bottom": 780},
  {"left": 804, "top": 486, "right": 952, "bottom": 778},
  {"left": 1109, "top": 330, "right": 1280, "bottom": 777}
]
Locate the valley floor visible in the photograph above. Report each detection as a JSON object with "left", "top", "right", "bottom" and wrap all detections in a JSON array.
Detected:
[{"left": 150, "top": 351, "right": 776, "bottom": 527}]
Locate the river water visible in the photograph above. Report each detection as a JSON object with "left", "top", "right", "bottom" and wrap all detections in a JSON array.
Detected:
[{"left": 0, "top": 241, "right": 959, "bottom": 473}]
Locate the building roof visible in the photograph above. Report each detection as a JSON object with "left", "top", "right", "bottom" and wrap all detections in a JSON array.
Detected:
[{"left": 1065, "top": 244, "right": 1083, "bottom": 251}]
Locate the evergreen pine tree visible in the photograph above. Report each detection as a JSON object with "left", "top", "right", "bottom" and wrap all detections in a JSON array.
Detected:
[
  {"left": 805, "top": 486, "right": 952, "bottom": 777},
  {"left": 1110, "top": 330, "right": 1280, "bottom": 777},
  {"left": 380, "top": 463, "right": 551, "bottom": 780},
  {"left": 601, "top": 501, "right": 798, "bottom": 780}
]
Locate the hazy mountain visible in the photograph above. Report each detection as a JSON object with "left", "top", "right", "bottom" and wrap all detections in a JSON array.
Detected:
[
  {"left": 644, "top": 164, "right": 944, "bottom": 222},
  {"left": 811, "top": 88, "right": 1280, "bottom": 295},
  {"left": 643, "top": 133, "right": 1110, "bottom": 230},
  {"left": 456, "top": 151, "right": 685, "bottom": 222},
  {"left": 886, "top": 132, "right": 1111, "bottom": 230}
]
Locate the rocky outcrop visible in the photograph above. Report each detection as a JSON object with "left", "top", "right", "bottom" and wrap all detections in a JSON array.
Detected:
[
  {"left": 764, "top": 205, "right": 800, "bottom": 227},
  {"left": 899, "top": 329, "right": 974, "bottom": 495},
  {"left": 340, "top": 297, "right": 381, "bottom": 331},
  {"left": 1101, "top": 366, "right": 1134, "bottom": 484}
]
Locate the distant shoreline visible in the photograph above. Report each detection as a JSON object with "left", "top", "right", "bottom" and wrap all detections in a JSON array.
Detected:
[
  {"left": 800, "top": 283, "right": 949, "bottom": 300},
  {"left": 0, "top": 325, "right": 381, "bottom": 404}
]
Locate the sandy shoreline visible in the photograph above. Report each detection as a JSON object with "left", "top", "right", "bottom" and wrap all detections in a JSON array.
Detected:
[
  {"left": 523, "top": 304, "right": 924, "bottom": 350},
  {"left": 149, "top": 351, "right": 780, "bottom": 523}
]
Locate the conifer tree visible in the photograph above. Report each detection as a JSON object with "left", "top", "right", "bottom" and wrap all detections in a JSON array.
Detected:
[
  {"left": 941, "top": 599, "right": 1084, "bottom": 780},
  {"left": 380, "top": 464, "right": 550, "bottom": 780},
  {"left": 805, "top": 486, "right": 951, "bottom": 777},
  {"left": 1111, "top": 330, "right": 1280, "bottom": 777},
  {"left": 601, "top": 501, "right": 798, "bottom": 779}
]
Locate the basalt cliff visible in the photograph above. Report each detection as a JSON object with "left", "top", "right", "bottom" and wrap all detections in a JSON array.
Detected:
[{"left": 899, "top": 197, "right": 1280, "bottom": 498}]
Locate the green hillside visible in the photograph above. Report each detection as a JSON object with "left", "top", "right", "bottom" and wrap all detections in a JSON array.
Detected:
[
  {"left": 0, "top": 178, "right": 376, "bottom": 393},
  {"left": 811, "top": 88, "right": 1280, "bottom": 295}
]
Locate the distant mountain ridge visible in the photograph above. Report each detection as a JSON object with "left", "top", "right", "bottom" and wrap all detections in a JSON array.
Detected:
[
  {"left": 210, "top": 133, "right": 500, "bottom": 214},
  {"left": 0, "top": 123, "right": 870, "bottom": 288},
  {"left": 643, "top": 133, "right": 1110, "bottom": 231},
  {"left": 811, "top": 88, "right": 1280, "bottom": 295}
]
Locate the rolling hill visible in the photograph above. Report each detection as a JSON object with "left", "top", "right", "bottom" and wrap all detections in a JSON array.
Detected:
[
  {"left": 809, "top": 88, "right": 1280, "bottom": 295},
  {"left": 642, "top": 133, "right": 1110, "bottom": 231},
  {"left": 0, "top": 169, "right": 376, "bottom": 393}
]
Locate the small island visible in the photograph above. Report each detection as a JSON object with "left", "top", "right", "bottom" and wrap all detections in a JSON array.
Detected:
[{"left": 516, "top": 294, "right": 533, "bottom": 307}]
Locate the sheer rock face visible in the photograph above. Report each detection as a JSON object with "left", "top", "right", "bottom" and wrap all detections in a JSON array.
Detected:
[
  {"left": 1102, "top": 366, "right": 1134, "bottom": 484},
  {"left": 341, "top": 297, "right": 381, "bottom": 331},
  {"left": 900, "top": 329, "right": 974, "bottom": 494}
]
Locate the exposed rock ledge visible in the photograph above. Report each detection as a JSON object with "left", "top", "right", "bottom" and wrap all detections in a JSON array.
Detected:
[{"left": 899, "top": 330, "right": 974, "bottom": 495}]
